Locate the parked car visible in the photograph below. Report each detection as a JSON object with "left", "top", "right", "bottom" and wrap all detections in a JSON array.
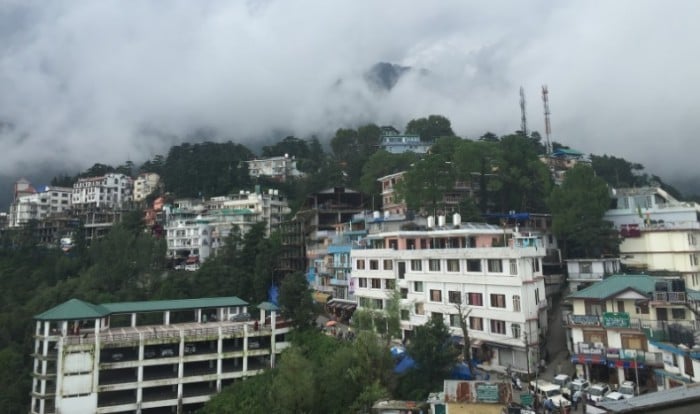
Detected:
[
  {"left": 553, "top": 374, "right": 571, "bottom": 396},
  {"left": 588, "top": 383, "right": 611, "bottom": 405},
  {"left": 160, "top": 348, "right": 175, "bottom": 357},
  {"left": 618, "top": 381, "right": 637, "bottom": 399},
  {"left": 603, "top": 391, "right": 625, "bottom": 402},
  {"left": 184, "top": 263, "right": 200, "bottom": 272},
  {"left": 111, "top": 352, "right": 124, "bottom": 361},
  {"left": 184, "top": 344, "right": 196, "bottom": 354},
  {"left": 529, "top": 380, "right": 571, "bottom": 408},
  {"left": 229, "top": 312, "right": 251, "bottom": 322},
  {"left": 565, "top": 378, "right": 591, "bottom": 399}
]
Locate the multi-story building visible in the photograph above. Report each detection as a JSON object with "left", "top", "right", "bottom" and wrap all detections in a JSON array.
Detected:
[
  {"left": 244, "top": 155, "right": 304, "bottom": 182},
  {"left": 566, "top": 274, "right": 700, "bottom": 390},
  {"left": 133, "top": 173, "right": 160, "bottom": 202},
  {"left": 378, "top": 172, "right": 408, "bottom": 217},
  {"left": 8, "top": 183, "right": 72, "bottom": 227},
  {"left": 604, "top": 187, "right": 700, "bottom": 289},
  {"left": 204, "top": 187, "right": 290, "bottom": 237},
  {"left": 566, "top": 258, "right": 621, "bottom": 291},
  {"left": 72, "top": 173, "right": 133, "bottom": 209},
  {"left": 378, "top": 127, "right": 432, "bottom": 154},
  {"left": 351, "top": 219, "right": 548, "bottom": 374},
  {"left": 30, "top": 296, "right": 290, "bottom": 414},
  {"left": 163, "top": 208, "right": 213, "bottom": 263}
]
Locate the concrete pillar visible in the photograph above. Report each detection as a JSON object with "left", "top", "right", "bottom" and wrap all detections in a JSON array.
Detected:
[
  {"left": 270, "top": 311, "right": 277, "bottom": 368},
  {"left": 217, "top": 327, "right": 223, "bottom": 392},
  {"left": 243, "top": 323, "right": 248, "bottom": 372},
  {"left": 137, "top": 333, "right": 144, "bottom": 406},
  {"left": 131, "top": 313, "right": 137, "bottom": 327},
  {"left": 164, "top": 311, "right": 170, "bottom": 325}
]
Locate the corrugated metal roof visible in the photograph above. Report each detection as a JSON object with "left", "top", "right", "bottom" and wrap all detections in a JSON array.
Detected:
[
  {"left": 567, "top": 274, "right": 658, "bottom": 300},
  {"left": 599, "top": 383, "right": 700, "bottom": 412},
  {"left": 35, "top": 297, "right": 248, "bottom": 321}
]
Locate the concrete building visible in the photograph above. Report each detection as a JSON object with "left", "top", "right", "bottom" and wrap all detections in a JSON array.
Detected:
[
  {"left": 8, "top": 184, "right": 72, "bottom": 227},
  {"left": 378, "top": 127, "right": 431, "bottom": 154},
  {"left": 30, "top": 297, "right": 290, "bottom": 414},
  {"left": 377, "top": 172, "right": 408, "bottom": 217},
  {"left": 604, "top": 187, "right": 700, "bottom": 289},
  {"left": 72, "top": 173, "right": 134, "bottom": 209},
  {"left": 566, "top": 274, "right": 700, "bottom": 390},
  {"left": 351, "top": 219, "right": 548, "bottom": 374},
  {"left": 133, "top": 173, "right": 161, "bottom": 202},
  {"left": 566, "top": 258, "right": 621, "bottom": 291},
  {"left": 244, "top": 155, "right": 304, "bottom": 182},
  {"left": 163, "top": 209, "right": 213, "bottom": 263},
  {"left": 204, "top": 188, "right": 290, "bottom": 237}
]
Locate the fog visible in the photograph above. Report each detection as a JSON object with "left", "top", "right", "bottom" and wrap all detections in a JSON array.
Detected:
[{"left": 1, "top": 1, "right": 699, "bottom": 194}]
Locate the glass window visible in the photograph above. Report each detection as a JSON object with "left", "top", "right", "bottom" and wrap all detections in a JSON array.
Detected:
[
  {"left": 509, "top": 259, "right": 517, "bottom": 275},
  {"left": 447, "top": 259, "right": 460, "bottom": 272},
  {"left": 429, "top": 259, "right": 441, "bottom": 271},
  {"left": 535, "top": 288, "right": 540, "bottom": 305},
  {"left": 469, "top": 316, "right": 483, "bottom": 331},
  {"left": 467, "top": 292, "right": 483, "bottom": 306},
  {"left": 511, "top": 323, "right": 521, "bottom": 338},
  {"left": 411, "top": 259, "right": 422, "bottom": 271},
  {"left": 430, "top": 289, "right": 442, "bottom": 302},
  {"left": 431, "top": 312, "right": 443, "bottom": 322},
  {"left": 490, "top": 319, "right": 506, "bottom": 335},
  {"left": 488, "top": 259, "right": 502, "bottom": 273},
  {"left": 383, "top": 259, "right": 393, "bottom": 270},
  {"left": 385, "top": 279, "right": 395, "bottom": 290},
  {"left": 400, "top": 309, "right": 410, "bottom": 321},
  {"left": 448, "top": 291, "right": 462, "bottom": 304},
  {"left": 672, "top": 308, "right": 686, "bottom": 319},
  {"left": 369, "top": 260, "right": 379, "bottom": 270},
  {"left": 513, "top": 295, "right": 521, "bottom": 312},
  {"left": 371, "top": 278, "right": 381, "bottom": 289},
  {"left": 356, "top": 260, "right": 365, "bottom": 270},
  {"left": 490, "top": 294, "right": 506, "bottom": 308},
  {"left": 400, "top": 288, "right": 408, "bottom": 299},
  {"left": 358, "top": 278, "right": 367, "bottom": 288},
  {"left": 414, "top": 281, "right": 424, "bottom": 292},
  {"left": 415, "top": 302, "right": 425, "bottom": 315},
  {"left": 580, "top": 261, "right": 592, "bottom": 273},
  {"left": 449, "top": 314, "right": 461, "bottom": 327},
  {"left": 466, "top": 259, "right": 481, "bottom": 272}
]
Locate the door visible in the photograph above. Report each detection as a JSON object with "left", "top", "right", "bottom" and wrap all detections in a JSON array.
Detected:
[
  {"left": 657, "top": 308, "right": 668, "bottom": 321},
  {"left": 398, "top": 262, "right": 406, "bottom": 279}
]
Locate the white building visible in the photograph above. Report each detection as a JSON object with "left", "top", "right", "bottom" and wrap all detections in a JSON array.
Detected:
[
  {"left": 351, "top": 218, "right": 548, "bottom": 374},
  {"left": 8, "top": 184, "right": 72, "bottom": 227},
  {"left": 378, "top": 128, "right": 432, "bottom": 154},
  {"left": 244, "top": 155, "right": 303, "bottom": 182},
  {"left": 605, "top": 187, "right": 700, "bottom": 289},
  {"left": 30, "top": 297, "right": 290, "bottom": 414},
  {"left": 72, "top": 173, "right": 134, "bottom": 209},
  {"left": 566, "top": 258, "right": 621, "bottom": 291},
  {"left": 377, "top": 171, "right": 408, "bottom": 217},
  {"left": 133, "top": 173, "right": 160, "bottom": 202},
  {"left": 164, "top": 209, "right": 213, "bottom": 262},
  {"left": 204, "top": 188, "right": 291, "bottom": 237}
]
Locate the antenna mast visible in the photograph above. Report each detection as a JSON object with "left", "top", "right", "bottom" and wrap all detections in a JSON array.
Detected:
[
  {"left": 520, "top": 86, "right": 528, "bottom": 136},
  {"left": 542, "top": 85, "right": 552, "bottom": 156}
]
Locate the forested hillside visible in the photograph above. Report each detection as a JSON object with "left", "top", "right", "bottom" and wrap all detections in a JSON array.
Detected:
[{"left": 1, "top": 114, "right": 687, "bottom": 412}]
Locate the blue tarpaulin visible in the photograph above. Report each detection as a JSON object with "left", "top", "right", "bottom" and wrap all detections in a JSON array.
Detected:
[
  {"left": 451, "top": 363, "right": 473, "bottom": 380},
  {"left": 394, "top": 355, "right": 416, "bottom": 374}
]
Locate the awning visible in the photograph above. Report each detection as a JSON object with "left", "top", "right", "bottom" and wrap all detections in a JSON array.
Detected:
[
  {"left": 654, "top": 369, "right": 693, "bottom": 383},
  {"left": 312, "top": 291, "right": 332, "bottom": 304},
  {"left": 649, "top": 341, "right": 688, "bottom": 356},
  {"left": 327, "top": 299, "right": 357, "bottom": 310},
  {"left": 571, "top": 354, "right": 607, "bottom": 365},
  {"left": 608, "top": 360, "right": 645, "bottom": 369}
]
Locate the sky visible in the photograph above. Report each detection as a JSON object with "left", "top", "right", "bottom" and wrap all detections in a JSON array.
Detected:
[{"left": 1, "top": 0, "right": 699, "bottom": 195}]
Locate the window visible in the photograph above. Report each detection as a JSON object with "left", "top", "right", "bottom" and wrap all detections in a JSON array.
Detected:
[
  {"left": 447, "top": 259, "right": 460, "bottom": 272},
  {"left": 691, "top": 254, "right": 699, "bottom": 267},
  {"left": 449, "top": 314, "right": 461, "bottom": 327},
  {"left": 448, "top": 291, "right": 462, "bottom": 304},
  {"left": 467, "top": 259, "right": 481, "bottom": 272},
  {"left": 432, "top": 312, "right": 443, "bottom": 322},
  {"left": 356, "top": 260, "right": 365, "bottom": 270},
  {"left": 672, "top": 309, "right": 686, "bottom": 319},
  {"left": 535, "top": 288, "right": 541, "bottom": 305},
  {"left": 358, "top": 278, "right": 367, "bottom": 288},
  {"left": 490, "top": 319, "right": 506, "bottom": 335},
  {"left": 398, "top": 262, "right": 406, "bottom": 279},
  {"left": 469, "top": 316, "right": 483, "bottom": 331},
  {"left": 415, "top": 302, "right": 425, "bottom": 315},
  {"left": 467, "top": 292, "right": 483, "bottom": 306},
  {"left": 580, "top": 261, "right": 592, "bottom": 274},
  {"left": 513, "top": 295, "right": 521, "bottom": 312},
  {"left": 400, "top": 288, "right": 408, "bottom": 299},
  {"left": 488, "top": 259, "right": 502, "bottom": 273},
  {"left": 511, "top": 323, "right": 521, "bottom": 338},
  {"left": 689, "top": 233, "right": 697, "bottom": 246},
  {"left": 430, "top": 289, "right": 443, "bottom": 302},
  {"left": 414, "top": 281, "right": 424, "bottom": 292},
  {"left": 383, "top": 260, "right": 393, "bottom": 270},
  {"left": 532, "top": 258, "right": 541, "bottom": 273},
  {"left": 490, "top": 294, "right": 506, "bottom": 308},
  {"left": 586, "top": 302, "right": 605, "bottom": 315},
  {"left": 509, "top": 259, "right": 517, "bottom": 275},
  {"left": 369, "top": 260, "right": 379, "bottom": 270},
  {"left": 411, "top": 259, "right": 422, "bottom": 271},
  {"left": 385, "top": 279, "right": 395, "bottom": 290},
  {"left": 636, "top": 303, "right": 649, "bottom": 314},
  {"left": 401, "top": 309, "right": 410, "bottom": 321},
  {"left": 617, "top": 300, "right": 625, "bottom": 313},
  {"left": 429, "top": 259, "right": 441, "bottom": 271},
  {"left": 371, "top": 278, "right": 381, "bottom": 289}
]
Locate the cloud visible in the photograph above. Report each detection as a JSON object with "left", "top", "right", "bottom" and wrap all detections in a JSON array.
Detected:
[{"left": 0, "top": 0, "right": 699, "bottom": 190}]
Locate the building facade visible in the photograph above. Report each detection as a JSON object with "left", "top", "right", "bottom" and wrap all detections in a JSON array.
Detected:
[
  {"left": 30, "top": 297, "right": 290, "bottom": 414},
  {"left": 133, "top": 173, "right": 161, "bottom": 202},
  {"left": 72, "top": 173, "right": 134, "bottom": 209},
  {"left": 566, "top": 258, "right": 621, "bottom": 292},
  {"left": 8, "top": 185, "right": 72, "bottom": 227},
  {"left": 377, "top": 172, "right": 408, "bottom": 217},
  {"left": 378, "top": 128, "right": 431, "bottom": 154},
  {"left": 351, "top": 221, "right": 548, "bottom": 374},
  {"left": 244, "top": 155, "right": 304, "bottom": 182}
]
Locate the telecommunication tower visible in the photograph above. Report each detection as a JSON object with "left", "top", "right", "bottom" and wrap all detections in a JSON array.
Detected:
[
  {"left": 542, "top": 85, "right": 552, "bottom": 156},
  {"left": 519, "top": 86, "right": 528, "bottom": 136}
]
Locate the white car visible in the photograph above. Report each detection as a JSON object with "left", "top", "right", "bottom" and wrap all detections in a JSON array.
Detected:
[
  {"left": 603, "top": 391, "right": 625, "bottom": 402},
  {"left": 530, "top": 380, "right": 571, "bottom": 408},
  {"left": 618, "top": 381, "right": 637, "bottom": 399},
  {"left": 588, "top": 383, "right": 611, "bottom": 405},
  {"left": 553, "top": 374, "right": 571, "bottom": 397}
]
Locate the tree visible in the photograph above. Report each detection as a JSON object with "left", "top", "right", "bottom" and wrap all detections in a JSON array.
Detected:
[
  {"left": 548, "top": 164, "right": 620, "bottom": 258},
  {"left": 271, "top": 348, "right": 316, "bottom": 413},
  {"left": 453, "top": 139, "right": 501, "bottom": 213},
  {"left": 358, "top": 150, "right": 418, "bottom": 201},
  {"left": 453, "top": 294, "right": 473, "bottom": 366},
  {"left": 496, "top": 134, "right": 552, "bottom": 212},
  {"left": 278, "top": 271, "right": 315, "bottom": 329},
  {"left": 396, "top": 153, "right": 455, "bottom": 216},
  {"left": 201, "top": 370, "right": 274, "bottom": 414},
  {"left": 405, "top": 115, "right": 455, "bottom": 142}
]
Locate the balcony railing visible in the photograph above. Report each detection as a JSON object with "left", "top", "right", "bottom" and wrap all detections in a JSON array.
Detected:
[
  {"left": 652, "top": 291, "right": 686, "bottom": 303},
  {"left": 573, "top": 342, "right": 663, "bottom": 366}
]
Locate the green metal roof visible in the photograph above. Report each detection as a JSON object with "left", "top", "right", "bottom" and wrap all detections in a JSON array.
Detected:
[
  {"left": 567, "top": 274, "right": 658, "bottom": 300},
  {"left": 34, "top": 299, "right": 110, "bottom": 321},
  {"left": 35, "top": 296, "right": 248, "bottom": 321},
  {"left": 258, "top": 301, "right": 279, "bottom": 311}
]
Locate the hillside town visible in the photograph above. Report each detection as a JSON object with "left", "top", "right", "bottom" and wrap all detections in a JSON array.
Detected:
[{"left": 4, "top": 126, "right": 700, "bottom": 414}]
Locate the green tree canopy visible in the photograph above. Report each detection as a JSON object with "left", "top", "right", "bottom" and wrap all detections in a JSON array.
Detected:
[{"left": 405, "top": 114, "right": 455, "bottom": 142}]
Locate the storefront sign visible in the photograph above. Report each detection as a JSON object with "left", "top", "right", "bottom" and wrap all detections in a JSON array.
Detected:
[
  {"left": 569, "top": 315, "right": 601, "bottom": 326},
  {"left": 476, "top": 384, "right": 500, "bottom": 403},
  {"left": 621, "top": 349, "right": 639, "bottom": 361},
  {"left": 602, "top": 312, "right": 630, "bottom": 328},
  {"left": 520, "top": 393, "right": 534, "bottom": 406},
  {"left": 606, "top": 348, "right": 620, "bottom": 359}
]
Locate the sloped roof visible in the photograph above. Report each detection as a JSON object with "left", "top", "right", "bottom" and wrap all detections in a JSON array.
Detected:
[
  {"left": 35, "top": 299, "right": 110, "bottom": 321},
  {"left": 35, "top": 297, "right": 248, "bottom": 321},
  {"left": 258, "top": 301, "right": 279, "bottom": 311},
  {"left": 567, "top": 274, "right": 658, "bottom": 300}
]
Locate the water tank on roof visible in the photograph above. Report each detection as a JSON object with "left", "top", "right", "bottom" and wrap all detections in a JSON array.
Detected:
[
  {"left": 672, "top": 279, "right": 686, "bottom": 292},
  {"left": 438, "top": 215, "right": 446, "bottom": 227},
  {"left": 655, "top": 281, "right": 669, "bottom": 292},
  {"left": 373, "top": 211, "right": 381, "bottom": 219},
  {"left": 384, "top": 211, "right": 390, "bottom": 219},
  {"left": 453, "top": 213, "right": 461, "bottom": 227},
  {"left": 427, "top": 216, "right": 435, "bottom": 228}
]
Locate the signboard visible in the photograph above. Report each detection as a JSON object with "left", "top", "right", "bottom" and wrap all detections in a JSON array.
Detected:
[
  {"left": 602, "top": 312, "right": 630, "bottom": 328},
  {"left": 520, "top": 393, "right": 534, "bottom": 406},
  {"left": 569, "top": 315, "right": 601, "bottom": 326},
  {"left": 476, "top": 384, "right": 500, "bottom": 403},
  {"left": 621, "top": 349, "right": 640, "bottom": 361},
  {"left": 606, "top": 348, "right": 620, "bottom": 359}
]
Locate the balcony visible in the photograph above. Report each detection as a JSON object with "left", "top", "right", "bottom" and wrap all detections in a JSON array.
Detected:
[{"left": 652, "top": 291, "right": 686, "bottom": 303}]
